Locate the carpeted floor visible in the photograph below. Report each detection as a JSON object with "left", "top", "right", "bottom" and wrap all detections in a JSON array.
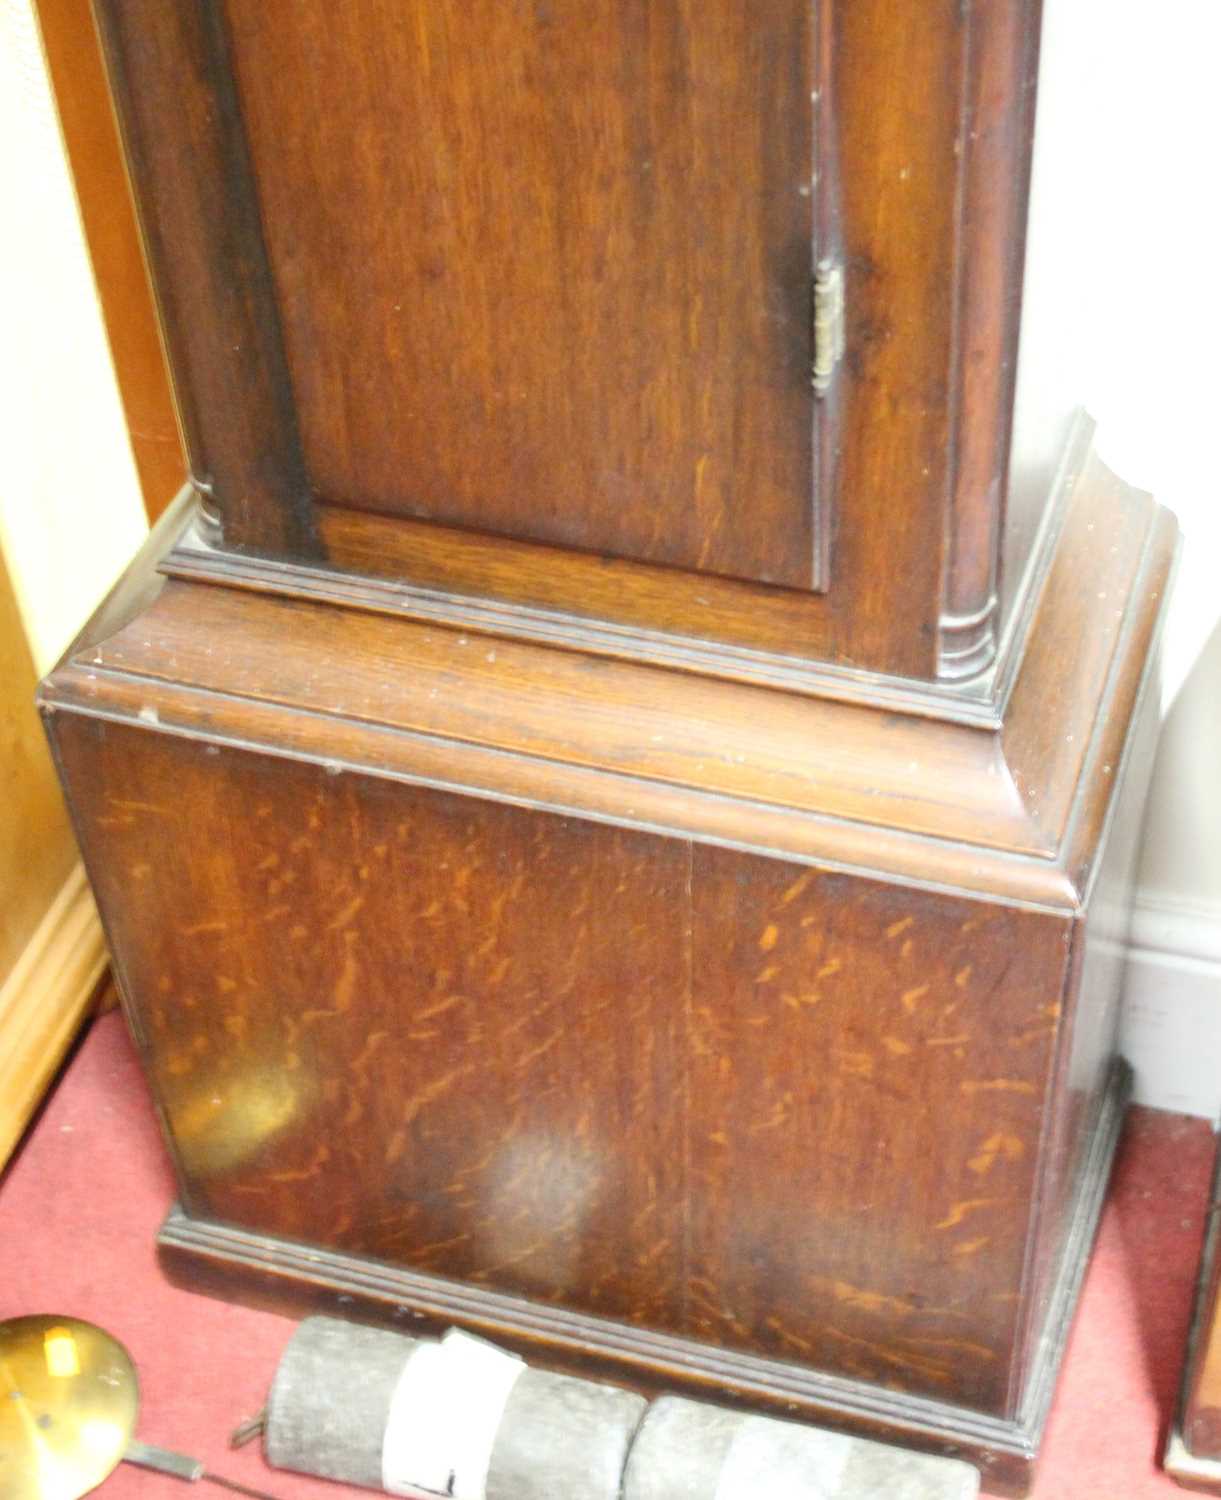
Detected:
[{"left": 0, "top": 1011, "right": 1214, "bottom": 1500}]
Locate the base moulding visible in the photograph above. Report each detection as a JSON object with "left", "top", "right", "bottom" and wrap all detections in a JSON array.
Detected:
[{"left": 159, "top": 1058, "right": 1131, "bottom": 1498}]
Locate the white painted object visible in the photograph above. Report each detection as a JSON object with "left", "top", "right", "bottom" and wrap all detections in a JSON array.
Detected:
[
  {"left": 1120, "top": 895, "right": 1221, "bottom": 1121},
  {"left": 715, "top": 1417, "right": 854, "bottom": 1499},
  {"left": 382, "top": 1331, "right": 525, "bottom": 1500},
  {"left": 624, "top": 1396, "right": 979, "bottom": 1500}
]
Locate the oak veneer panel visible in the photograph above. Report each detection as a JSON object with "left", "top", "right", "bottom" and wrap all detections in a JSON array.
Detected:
[
  {"left": 686, "top": 852, "right": 1065, "bottom": 1413},
  {"left": 56, "top": 708, "right": 1078, "bottom": 1417},
  {"left": 60, "top": 721, "right": 689, "bottom": 1332},
  {"left": 224, "top": 0, "right": 820, "bottom": 589}
]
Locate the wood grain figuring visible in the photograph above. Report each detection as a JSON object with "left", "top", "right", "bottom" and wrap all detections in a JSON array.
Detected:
[
  {"left": 685, "top": 851, "right": 1066, "bottom": 1412},
  {"left": 43, "top": 667, "right": 1073, "bottom": 915},
  {"left": 224, "top": 0, "right": 820, "bottom": 589},
  {"left": 54, "top": 716, "right": 1067, "bottom": 1414},
  {"left": 61, "top": 729, "right": 688, "bottom": 1330},
  {"left": 153, "top": 1061, "right": 1126, "bottom": 1500}
]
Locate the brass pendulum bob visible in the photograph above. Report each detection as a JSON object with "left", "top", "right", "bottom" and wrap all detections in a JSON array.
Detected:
[{"left": 0, "top": 1317, "right": 280, "bottom": 1500}]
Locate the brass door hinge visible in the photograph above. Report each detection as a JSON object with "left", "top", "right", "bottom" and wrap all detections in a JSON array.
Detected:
[{"left": 812, "top": 259, "right": 845, "bottom": 397}]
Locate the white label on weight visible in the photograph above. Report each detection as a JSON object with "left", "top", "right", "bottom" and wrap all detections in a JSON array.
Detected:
[
  {"left": 714, "top": 1416, "right": 854, "bottom": 1500},
  {"left": 382, "top": 1330, "right": 525, "bottom": 1500}
]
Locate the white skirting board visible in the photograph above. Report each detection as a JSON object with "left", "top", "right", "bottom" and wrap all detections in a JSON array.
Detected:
[{"left": 1120, "top": 893, "right": 1221, "bottom": 1123}]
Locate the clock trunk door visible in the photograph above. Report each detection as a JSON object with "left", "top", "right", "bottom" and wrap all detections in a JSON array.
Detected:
[
  {"left": 223, "top": 0, "right": 830, "bottom": 593},
  {"left": 98, "top": 0, "right": 981, "bottom": 681}
]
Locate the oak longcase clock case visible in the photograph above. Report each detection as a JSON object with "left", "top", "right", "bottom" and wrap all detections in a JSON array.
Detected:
[{"left": 41, "top": 2, "right": 1175, "bottom": 1494}]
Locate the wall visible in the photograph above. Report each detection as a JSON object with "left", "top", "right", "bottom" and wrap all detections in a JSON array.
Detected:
[
  {"left": 1031, "top": 0, "right": 1221, "bottom": 1116},
  {"left": 1121, "top": 626, "right": 1221, "bottom": 1118},
  {"left": 0, "top": 0, "right": 148, "bottom": 672},
  {"left": 0, "top": 0, "right": 141, "bottom": 1165},
  {"left": 1023, "top": 0, "right": 1221, "bottom": 697}
]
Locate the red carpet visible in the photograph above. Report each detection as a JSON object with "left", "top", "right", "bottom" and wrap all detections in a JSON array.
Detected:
[{"left": 1, "top": 1011, "right": 1214, "bottom": 1499}]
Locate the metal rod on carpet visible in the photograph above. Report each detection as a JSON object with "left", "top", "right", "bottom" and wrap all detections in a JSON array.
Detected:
[{"left": 124, "top": 1439, "right": 288, "bottom": 1500}]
